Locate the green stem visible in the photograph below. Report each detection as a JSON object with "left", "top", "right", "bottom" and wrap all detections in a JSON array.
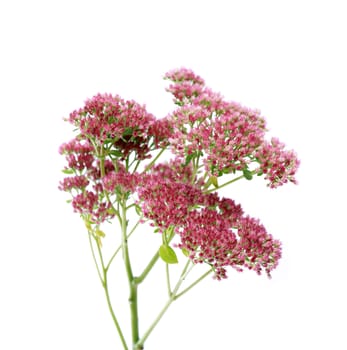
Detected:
[
  {"left": 105, "top": 217, "right": 142, "bottom": 271},
  {"left": 204, "top": 174, "right": 245, "bottom": 194},
  {"left": 136, "top": 260, "right": 193, "bottom": 349},
  {"left": 133, "top": 159, "right": 141, "bottom": 172},
  {"left": 92, "top": 235, "right": 128, "bottom": 350},
  {"left": 103, "top": 267, "right": 129, "bottom": 350},
  {"left": 135, "top": 228, "right": 175, "bottom": 285},
  {"left": 87, "top": 231, "right": 104, "bottom": 284},
  {"left": 144, "top": 147, "right": 167, "bottom": 172},
  {"left": 135, "top": 251, "right": 160, "bottom": 284},
  {"left": 191, "top": 154, "right": 200, "bottom": 183},
  {"left": 120, "top": 199, "right": 140, "bottom": 348},
  {"left": 174, "top": 268, "right": 212, "bottom": 299},
  {"left": 165, "top": 263, "right": 172, "bottom": 296}
]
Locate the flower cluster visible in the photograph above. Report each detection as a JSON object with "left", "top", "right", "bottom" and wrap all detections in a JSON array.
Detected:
[
  {"left": 68, "top": 93, "right": 171, "bottom": 160},
  {"left": 59, "top": 138, "right": 94, "bottom": 171},
  {"left": 254, "top": 137, "right": 300, "bottom": 188},
  {"left": 59, "top": 138, "right": 115, "bottom": 223},
  {"left": 103, "top": 168, "right": 141, "bottom": 194},
  {"left": 165, "top": 68, "right": 299, "bottom": 187},
  {"left": 59, "top": 67, "right": 299, "bottom": 279},
  {"left": 138, "top": 166, "right": 281, "bottom": 279}
]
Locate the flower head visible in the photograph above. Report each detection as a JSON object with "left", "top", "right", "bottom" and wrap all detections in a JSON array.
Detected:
[
  {"left": 67, "top": 93, "right": 169, "bottom": 160},
  {"left": 255, "top": 137, "right": 300, "bottom": 188},
  {"left": 165, "top": 68, "right": 299, "bottom": 185}
]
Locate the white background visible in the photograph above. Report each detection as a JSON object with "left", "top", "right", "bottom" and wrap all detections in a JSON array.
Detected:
[{"left": 1, "top": 1, "right": 346, "bottom": 349}]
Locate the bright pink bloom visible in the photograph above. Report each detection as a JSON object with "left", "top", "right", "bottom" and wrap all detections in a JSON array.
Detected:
[
  {"left": 138, "top": 171, "right": 280, "bottom": 279},
  {"left": 67, "top": 93, "right": 169, "bottom": 160},
  {"left": 59, "top": 137, "right": 117, "bottom": 223},
  {"left": 59, "top": 139, "right": 94, "bottom": 171},
  {"left": 164, "top": 68, "right": 205, "bottom": 85},
  {"left": 137, "top": 176, "right": 209, "bottom": 230},
  {"left": 58, "top": 175, "right": 89, "bottom": 191},
  {"left": 59, "top": 67, "right": 298, "bottom": 278},
  {"left": 165, "top": 68, "right": 299, "bottom": 185},
  {"left": 255, "top": 138, "right": 300, "bottom": 188},
  {"left": 103, "top": 169, "right": 140, "bottom": 194}
]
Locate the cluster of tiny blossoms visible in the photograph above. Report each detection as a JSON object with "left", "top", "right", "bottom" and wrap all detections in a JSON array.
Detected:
[
  {"left": 59, "top": 67, "right": 299, "bottom": 279},
  {"left": 164, "top": 68, "right": 299, "bottom": 187},
  {"left": 68, "top": 93, "right": 171, "bottom": 160},
  {"left": 59, "top": 139, "right": 116, "bottom": 223},
  {"left": 137, "top": 163, "right": 281, "bottom": 279}
]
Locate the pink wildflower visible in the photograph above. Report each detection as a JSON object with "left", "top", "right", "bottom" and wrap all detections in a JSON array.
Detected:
[
  {"left": 103, "top": 169, "right": 140, "bottom": 194},
  {"left": 71, "top": 191, "right": 114, "bottom": 224},
  {"left": 67, "top": 93, "right": 165, "bottom": 160},
  {"left": 165, "top": 68, "right": 299, "bottom": 185},
  {"left": 255, "top": 138, "right": 300, "bottom": 188},
  {"left": 59, "top": 139, "right": 94, "bottom": 171},
  {"left": 137, "top": 176, "right": 208, "bottom": 230},
  {"left": 59, "top": 68, "right": 297, "bottom": 278},
  {"left": 148, "top": 158, "right": 201, "bottom": 185},
  {"left": 59, "top": 137, "right": 117, "bottom": 223},
  {"left": 58, "top": 175, "right": 89, "bottom": 191},
  {"left": 177, "top": 201, "right": 281, "bottom": 279},
  {"left": 232, "top": 217, "right": 282, "bottom": 276},
  {"left": 164, "top": 68, "right": 205, "bottom": 85}
]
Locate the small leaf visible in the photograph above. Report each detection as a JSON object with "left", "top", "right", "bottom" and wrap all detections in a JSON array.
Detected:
[
  {"left": 159, "top": 245, "right": 178, "bottom": 264},
  {"left": 107, "top": 207, "right": 117, "bottom": 215},
  {"left": 184, "top": 152, "right": 195, "bottom": 166},
  {"left": 242, "top": 169, "right": 253, "bottom": 180},
  {"left": 62, "top": 168, "right": 74, "bottom": 174},
  {"left": 95, "top": 229, "right": 106, "bottom": 238},
  {"left": 110, "top": 149, "right": 123, "bottom": 157},
  {"left": 181, "top": 248, "right": 190, "bottom": 257},
  {"left": 134, "top": 204, "right": 142, "bottom": 216},
  {"left": 210, "top": 176, "right": 218, "bottom": 188},
  {"left": 123, "top": 127, "right": 133, "bottom": 136},
  {"left": 84, "top": 221, "right": 92, "bottom": 231}
]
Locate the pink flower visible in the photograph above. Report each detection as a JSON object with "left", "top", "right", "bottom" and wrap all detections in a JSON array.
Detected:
[
  {"left": 165, "top": 68, "right": 299, "bottom": 185},
  {"left": 59, "top": 137, "right": 117, "bottom": 223},
  {"left": 164, "top": 68, "right": 205, "bottom": 85},
  {"left": 59, "top": 139, "right": 94, "bottom": 171},
  {"left": 103, "top": 169, "right": 140, "bottom": 194},
  {"left": 58, "top": 175, "right": 89, "bottom": 191},
  {"left": 59, "top": 68, "right": 297, "bottom": 278},
  {"left": 71, "top": 191, "right": 114, "bottom": 224},
  {"left": 255, "top": 138, "right": 300, "bottom": 188},
  {"left": 67, "top": 93, "right": 165, "bottom": 160},
  {"left": 137, "top": 175, "right": 208, "bottom": 230},
  {"left": 147, "top": 158, "right": 201, "bottom": 185},
  {"left": 178, "top": 203, "right": 281, "bottom": 279}
]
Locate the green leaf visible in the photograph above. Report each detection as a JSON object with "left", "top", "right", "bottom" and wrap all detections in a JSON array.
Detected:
[
  {"left": 110, "top": 149, "right": 123, "bottom": 157},
  {"left": 210, "top": 176, "right": 218, "bottom": 188},
  {"left": 62, "top": 168, "right": 74, "bottom": 174},
  {"left": 134, "top": 204, "right": 142, "bottom": 216},
  {"left": 181, "top": 248, "right": 190, "bottom": 257},
  {"left": 184, "top": 152, "right": 195, "bottom": 166},
  {"left": 107, "top": 207, "right": 117, "bottom": 215},
  {"left": 242, "top": 169, "right": 253, "bottom": 180},
  {"left": 123, "top": 127, "right": 133, "bottom": 136},
  {"left": 95, "top": 228, "right": 106, "bottom": 238},
  {"left": 159, "top": 245, "right": 178, "bottom": 264}
]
